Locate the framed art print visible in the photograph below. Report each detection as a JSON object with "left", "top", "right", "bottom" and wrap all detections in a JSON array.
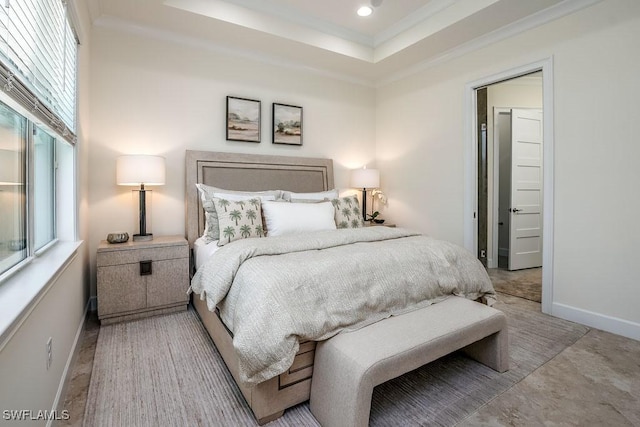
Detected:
[
  {"left": 272, "top": 103, "right": 302, "bottom": 145},
  {"left": 226, "top": 96, "right": 261, "bottom": 142}
]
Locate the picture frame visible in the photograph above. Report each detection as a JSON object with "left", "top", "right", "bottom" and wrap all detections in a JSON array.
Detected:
[
  {"left": 226, "top": 96, "right": 261, "bottom": 143},
  {"left": 272, "top": 103, "right": 303, "bottom": 145}
]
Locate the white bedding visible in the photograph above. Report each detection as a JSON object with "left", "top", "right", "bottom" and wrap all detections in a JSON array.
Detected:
[
  {"left": 190, "top": 227, "right": 496, "bottom": 384},
  {"left": 193, "top": 237, "right": 221, "bottom": 270}
]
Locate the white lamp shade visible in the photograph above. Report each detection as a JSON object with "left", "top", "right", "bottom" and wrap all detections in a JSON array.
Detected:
[
  {"left": 351, "top": 167, "right": 379, "bottom": 189},
  {"left": 116, "top": 155, "right": 166, "bottom": 186}
]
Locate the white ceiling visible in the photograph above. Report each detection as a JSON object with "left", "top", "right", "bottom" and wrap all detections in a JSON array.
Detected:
[{"left": 87, "top": 0, "right": 594, "bottom": 85}]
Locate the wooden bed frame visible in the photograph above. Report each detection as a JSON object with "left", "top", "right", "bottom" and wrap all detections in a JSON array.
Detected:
[{"left": 185, "top": 150, "right": 334, "bottom": 424}]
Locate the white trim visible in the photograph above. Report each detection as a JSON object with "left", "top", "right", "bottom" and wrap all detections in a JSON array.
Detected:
[
  {"left": 552, "top": 302, "right": 640, "bottom": 342},
  {"left": 93, "top": 15, "right": 376, "bottom": 88},
  {"left": 89, "top": 0, "right": 601, "bottom": 88},
  {"left": 49, "top": 298, "right": 90, "bottom": 426},
  {"left": 373, "top": 0, "right": 458, "bottom": 48},
  {"left": 464, "top": 57, "right": 554, "bottom": 315},
  {"left": 379, "top": 0, "right": 601, "bottom": 87}
]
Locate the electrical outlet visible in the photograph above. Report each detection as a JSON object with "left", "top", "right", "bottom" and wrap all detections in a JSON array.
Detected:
[
  {"left": 480, "top": 250, "right": 486, "bottom": 258},
  {"left": 46, "top": 337, "right": 52, "bottom": 370}
]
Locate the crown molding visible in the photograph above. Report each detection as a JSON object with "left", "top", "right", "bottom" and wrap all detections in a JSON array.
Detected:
[
  {"left": 89, "top": 0, "right": 602, "bottom": 88},
  {"left": 218, "top": 0, "right": 375, "bottom": 47},
  {"left": 377, "top": 0, "right": 603, "bottom": 87},
  {"left": 164, "top": 0, "right": 374, "bottom": 62},
  {"left": 93, "top": 15, "right": 376, "bottom": 88},
  {"left": 373, "top": 0, "right": 457, "bottom": 47}
]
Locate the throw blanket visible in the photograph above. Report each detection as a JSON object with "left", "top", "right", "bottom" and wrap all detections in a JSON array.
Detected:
[{"left": 190, "top": 227, "right": 495, "bottom": 384}]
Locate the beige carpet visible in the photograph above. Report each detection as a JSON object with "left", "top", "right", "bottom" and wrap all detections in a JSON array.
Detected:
[{"left": 84, "top": 301, "right": 588, "bottom": 426}]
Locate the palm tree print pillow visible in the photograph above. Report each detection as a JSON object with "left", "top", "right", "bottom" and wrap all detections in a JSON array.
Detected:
[
  {"left": 332, "top": 195, "right": 364, "bottom": 229},
  {"left": 213, "top": 197, "right": 265, "bottom": 246}
]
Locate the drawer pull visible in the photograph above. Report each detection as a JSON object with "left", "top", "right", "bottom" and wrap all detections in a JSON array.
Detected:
[{"left": 140, "top": 260, "right": 152, "bottom": 276}]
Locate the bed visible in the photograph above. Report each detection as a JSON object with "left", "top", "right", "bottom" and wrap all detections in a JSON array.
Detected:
[{"left": 185, "top": 150, "right": 496, "bottom": 424}]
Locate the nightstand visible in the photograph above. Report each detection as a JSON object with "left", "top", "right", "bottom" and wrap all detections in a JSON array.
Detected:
[
  {"left": 365, "top": 222, "right": 396, "bottom": 227},
  {"left": 97, "top": 235, "right": 189, "bottom": 325}
]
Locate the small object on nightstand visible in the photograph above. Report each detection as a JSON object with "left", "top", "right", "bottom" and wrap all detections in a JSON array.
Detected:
[
  {"left": 106, "top": 232, "right": 129, "bottom": 244},
  {"left": 373, "top": 219, "right": 385, "bottom": 224}
]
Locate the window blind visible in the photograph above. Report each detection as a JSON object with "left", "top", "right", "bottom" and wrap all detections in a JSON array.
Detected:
[{"left": 0, "top": 0, "right": 77, "bottom": 144}]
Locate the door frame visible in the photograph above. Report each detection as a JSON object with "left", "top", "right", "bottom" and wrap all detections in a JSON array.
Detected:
[{"left": 463, "top": 57, "right": 554, "bottom": 314}]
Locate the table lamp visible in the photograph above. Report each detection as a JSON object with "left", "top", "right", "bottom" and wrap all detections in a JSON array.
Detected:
[
  {"left": 350, "top": 167, "right": 380, "bottom": 221},
  {"left": 116, "top": 155, "right": 165, "bottom": 241}
]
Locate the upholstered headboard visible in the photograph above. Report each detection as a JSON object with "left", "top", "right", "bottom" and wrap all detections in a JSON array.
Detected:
[{"left": 185, "top": 150, "right": 334, "bottom": 245}]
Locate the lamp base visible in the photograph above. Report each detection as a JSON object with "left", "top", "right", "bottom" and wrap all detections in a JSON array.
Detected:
[{"left": 133, "top": 233, "right": 153, "bottom": 242}]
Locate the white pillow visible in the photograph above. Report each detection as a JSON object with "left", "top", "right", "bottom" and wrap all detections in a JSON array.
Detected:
[
  {"left": 282, "top": 189, "right": 339, "bottom": 202},
  {"left": 262, "top": 200, "right": 336, "bottom": 237}
]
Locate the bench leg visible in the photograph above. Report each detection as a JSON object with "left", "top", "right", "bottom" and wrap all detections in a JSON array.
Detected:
[
  {"left": 256, "top": 411, "right": 284, "bottom": 425},
  {"left": 310, "top": 341, "right": 373, "bottom": 427},
  {"left": 463, "top": 328, "right": 509, "bottom": 372}
]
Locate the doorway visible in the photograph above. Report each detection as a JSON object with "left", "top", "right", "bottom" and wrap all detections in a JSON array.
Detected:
[
  {"left": 464, "top": 60, "right": 554, "bottom": 314},
  {"left": 482, "top": 73, "right": 543, "bottom": 303}
]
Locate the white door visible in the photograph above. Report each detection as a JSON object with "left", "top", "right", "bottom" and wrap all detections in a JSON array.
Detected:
[{"left": 509, "top": 109, "right": 543, "bottom": 270}]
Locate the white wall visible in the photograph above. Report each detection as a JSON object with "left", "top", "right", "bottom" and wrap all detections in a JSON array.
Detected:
[
  {"left": 376, "top": 0, "right": 640, "bottom": 339},
  {"left": 0, "top": 249, "right": 84, "bottom": 427},
  {"left": 88, "top": 25, "right": 376, "bottom": 297}
]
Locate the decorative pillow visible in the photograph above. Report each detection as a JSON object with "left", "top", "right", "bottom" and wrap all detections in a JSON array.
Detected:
[
  {"left": 332, "top": 195, "right": 364, "bottom": 229},
  {"left": 196, "top": 184, "right": 281, "bottom": 242},
  {"left": 262, "top": 200, "right": 336, "bottom": 237},
  {"left": 282, "top": 189, "right": 339, "bottom": 202},
  {"left": 213, "top": 197, "right": 265, "bottom": 246}
]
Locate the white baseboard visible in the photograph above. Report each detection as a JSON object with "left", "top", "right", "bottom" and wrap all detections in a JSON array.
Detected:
[
  {"left": 552, "top": 302, "right": 640, "bottom": 341},
  {"left": 49, "top": 298, "right": 90, "bottom": 427}
]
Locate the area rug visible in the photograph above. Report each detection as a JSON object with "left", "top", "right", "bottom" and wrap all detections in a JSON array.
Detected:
[{"left": 84, "top": 301, "right": 588, "bottom": 426}]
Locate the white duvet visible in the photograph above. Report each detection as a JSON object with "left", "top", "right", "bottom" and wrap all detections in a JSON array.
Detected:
[{"left": 190, "top": 227, "right": 495, "bottom": 384}]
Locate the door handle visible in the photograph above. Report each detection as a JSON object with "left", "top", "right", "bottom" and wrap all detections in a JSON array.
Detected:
[{"left": 511, "top": 208, "right": 522, "bottom": 213}]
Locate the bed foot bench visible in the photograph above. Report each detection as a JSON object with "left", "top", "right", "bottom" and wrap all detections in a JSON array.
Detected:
[{"left": 309, "top": 296, "right": 509, "bottom": 427}]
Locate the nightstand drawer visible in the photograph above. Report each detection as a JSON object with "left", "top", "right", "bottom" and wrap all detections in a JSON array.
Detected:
[{"left": 97, "top": 244, "right": 187, "bottom": 267}]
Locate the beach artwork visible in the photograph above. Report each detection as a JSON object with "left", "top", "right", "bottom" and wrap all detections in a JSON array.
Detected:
[
  {"left": 272, "top": 103, "right": 302, "bottom": 145},
  {"left": 227, "top": 96, "right": 260, "bottom": 142}
]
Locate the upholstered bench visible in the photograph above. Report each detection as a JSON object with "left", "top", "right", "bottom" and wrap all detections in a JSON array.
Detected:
[{"left": 309, "top": 296, "right": 509, "bottom": 427}]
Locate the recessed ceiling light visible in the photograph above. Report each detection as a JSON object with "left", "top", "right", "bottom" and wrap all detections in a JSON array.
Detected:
[{"left": 357, "top": 6, "right": 373, "bottom": 17}]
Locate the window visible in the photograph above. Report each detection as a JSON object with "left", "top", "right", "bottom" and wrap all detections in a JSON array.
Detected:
[
  {"left": 34, "top": 126, "right": 56, "bottom": 251},
  {"left": 0, "top": 0, "right": 77, "bottom": 279},
  {"left": 0, "top": 0, "right": 77, "bottom": 133},
  {"left": 0, "top": 102, "right": 26, "bottom": 275},
  {"left": 0, "top": 97, "right": 72, "bottom": 277}
]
